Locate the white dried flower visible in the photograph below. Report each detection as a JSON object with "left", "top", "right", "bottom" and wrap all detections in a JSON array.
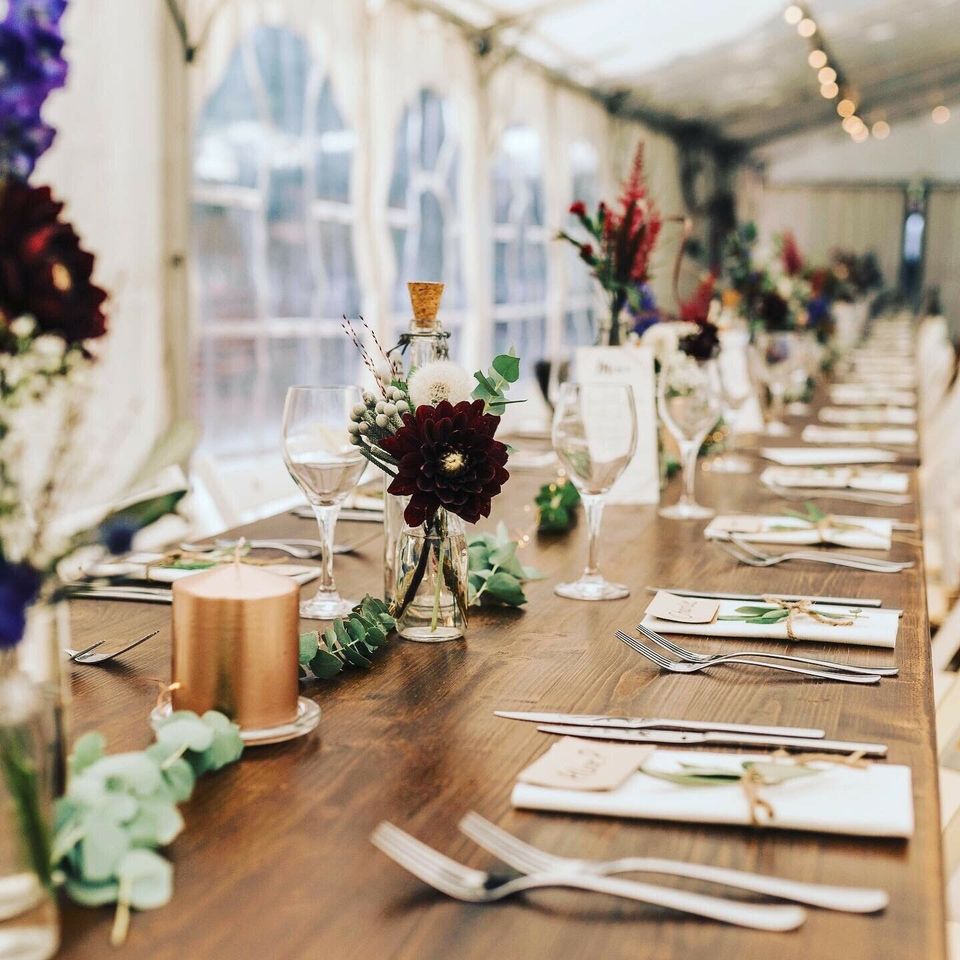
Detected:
[
  {"left": 9, "top": 316, "right": 35, "bottom": 338},
  {"left": 407, "top": 360, "right": 474, "bottom": 409},
  {"left": 639, "top": 321, "right": 699, "bottom": 365}
]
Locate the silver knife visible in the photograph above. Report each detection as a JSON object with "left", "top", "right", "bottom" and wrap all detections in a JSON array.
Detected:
[
  {"left": 495, "top": 711, "right": 825, "bottom": 739},
  {"left": 67, "top": 588, "right": 172, "bottom": 604},
  {"left": 537, "top": 724, "right": 887, "bottom": 757},
  {"left": 645, "top": 586, "right": 884, "bottom": 608}
]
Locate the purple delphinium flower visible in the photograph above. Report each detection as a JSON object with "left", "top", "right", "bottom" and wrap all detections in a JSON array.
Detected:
[
  {"left": 97, "top": 517, "right": 139, "bottom": 556},
  {"left": 630, "top": 282, "right": 660, "bottom": 336},
  {"left": 0, "top": 0, "right": 68, "bottom": 178},
  {"left": 0, "top": 558, "right": 42, "bottom": 650}
]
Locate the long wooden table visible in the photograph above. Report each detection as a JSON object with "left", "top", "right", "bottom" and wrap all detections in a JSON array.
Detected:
[{"left": 59, "top": 430, "right": 944, "bottom": 959}]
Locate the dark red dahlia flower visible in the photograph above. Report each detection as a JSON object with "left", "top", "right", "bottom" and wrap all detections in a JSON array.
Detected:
[
  {"left": 0, "top": 180, "right": 107, "bottom": 345},
  {"left": 380, "top": 399, "right": 510, "bottom": 527}
]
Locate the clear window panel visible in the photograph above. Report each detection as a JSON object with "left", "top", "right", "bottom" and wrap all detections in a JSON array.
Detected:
[
  {"left": 193, "top": 203, "right": 259, "bottom": 323},
  {"left": 267, "top": 167, "right": 312, "bottom": 317},
  {"left": 252, "top": 27, "right": 309, "bottom": 136},
  {"left": 315, "top": 220, "right": 362, "bottom": 317},
  {"left": 196, "top": 336, "right": 260, "bottom": 455}
]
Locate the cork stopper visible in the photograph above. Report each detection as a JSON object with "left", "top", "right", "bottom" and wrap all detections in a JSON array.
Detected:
[{"left": 407, "top": 281, "right": 444, "bottom": 330}]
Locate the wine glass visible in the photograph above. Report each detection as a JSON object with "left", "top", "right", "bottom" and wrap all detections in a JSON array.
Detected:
[
  {"left": 551, "top": 383, "right": 637, "bottom": 600},
  {"left": 281, "top": 386, "right": 366, "bottom": 619},
  {"left": 657, "top": 352, "right": 723, "bottom": 519},
  {"left": 704, "top": 325, "right": 755, "bottom": 474},
  {"left": 752, "top": 330, "right": 803, "bottom": 436}
]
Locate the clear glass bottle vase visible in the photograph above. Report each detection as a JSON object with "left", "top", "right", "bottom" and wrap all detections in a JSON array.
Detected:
[
  {"left": 0, "top": 647, "right": 59, "bottom": 960},
  {"left": 392, "top": 509, "right": 468, "bottom": 642},
  {"left": 382, "top": 480, "right": 409, "bottom": 606}
]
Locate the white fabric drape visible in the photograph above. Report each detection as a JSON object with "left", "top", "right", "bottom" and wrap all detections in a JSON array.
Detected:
[
  {"left": 926, "top": 188, "right": 960, "bottom": 329},
  {"left": 32, "top": 0, "right": 176, "bottom": 509},
  {"left": 754, "top": 184, "right": 905, "bottom": 286}
]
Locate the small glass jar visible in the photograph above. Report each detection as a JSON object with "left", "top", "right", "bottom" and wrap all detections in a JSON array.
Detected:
[
  {"left": 0, "top": 650, "right": 59, "bottom": 960},
  {"left": 392, "top": 509, "right": 468, "bottom": 642}
]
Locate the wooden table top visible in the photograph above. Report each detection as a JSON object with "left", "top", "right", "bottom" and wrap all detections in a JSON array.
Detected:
[{"left": 59, "top": 428, "right": 944, "bottom": 960}]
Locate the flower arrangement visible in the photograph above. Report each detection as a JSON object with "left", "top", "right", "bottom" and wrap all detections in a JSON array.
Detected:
[
  {"left": 558, "top": 142, "right": 662, "bottom": 346},
  {"left": 0, "top": 2, "right": 186, "bottom": 937},
  {"left": 343, "top": 320, "right": 520, "bottom": 636},
  {"left": 676, "top": 273, "right": 720, "bottom": 361}
]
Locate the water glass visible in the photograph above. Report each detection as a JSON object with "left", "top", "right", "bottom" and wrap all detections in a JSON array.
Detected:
[
  {"left": 551, "top": 383, "right": 637, "bottom": 600},
  {"left": 705, "top": 325, "right": 755, "bottom": 474},
  {"left": 281, "top": 386, "right": 366, "bottom": 619},
  {"left": 657, "top": 353, "right": 723, "bottom": 519},
  {"left": 753, "top": 330, "right": 804, "bottom": 435}
]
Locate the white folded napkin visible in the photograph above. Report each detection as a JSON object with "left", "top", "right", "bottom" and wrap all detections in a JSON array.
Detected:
[
  {"left": 761, "top": 447, "right": 898, "bottom": 466},
  {"left": 642, "top": 596, "right": 900, "bottom": 647},
  {"left": 512, "top": 749, "right": 913, "bottom": 837},
  {"left": 85, "top": 554, "right": 321, "bottom": 586},
  {"left": 829, "top": 385, "right": 915, "bottom": 407},
  {"left": 802, "top": 425, "right": 917, "bottom": 446},
  {"left": 819, "top": 406, "right": 917, "bottom": 426},
  {"left": 760, "top": 466, "right": 909, "bottom": 494},
  {"left": 705, "top": 513, "right": 892, "bottom": 549}
]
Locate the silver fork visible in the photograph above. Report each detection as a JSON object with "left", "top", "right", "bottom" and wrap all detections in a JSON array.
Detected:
[
  {"left": 615, "top": 631, "right": 880, "bottom": 684},
  {"left": 763, "top": 482, "right": 912, "bottom": 507},
  {"left": 715, "top": 538, "right": 912, "bottom": 573},
  {"left": 369, "top": 821, "right": 805, "bottom": 931},
  {"left": 459, "top": 812, "right": 887, "bottom": 913},
  {"left": 64, "top": 630, "right": 158, "bottom": 665},
  {"left": 636, "top": 623, "right": 898, "bottom": 677}
]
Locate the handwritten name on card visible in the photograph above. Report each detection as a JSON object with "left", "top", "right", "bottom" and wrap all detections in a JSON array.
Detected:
[
  {"left": 517, "top": 737, "right": 655, "bottom": 792},
  {"left": 646, "top": 591, "right": 721, "bottom": 624}
]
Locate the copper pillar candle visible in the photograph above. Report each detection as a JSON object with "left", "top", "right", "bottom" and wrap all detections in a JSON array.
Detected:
[{"left": 171, "top": 562, "right": 300, "bottom": 730}]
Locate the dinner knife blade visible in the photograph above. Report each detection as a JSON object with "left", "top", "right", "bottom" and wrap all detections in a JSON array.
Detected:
[
  {"left": 495, "top": 711, "right": 825, "bottom": 739},
  {"left": 645, "top": 586, "right": 884, "bottom": 608},
  {"left": 536, "top": 724, "right": 887, "bottom": 757},
  {"left": 67, "top": 588, "right": 172, "bottom": 604}
]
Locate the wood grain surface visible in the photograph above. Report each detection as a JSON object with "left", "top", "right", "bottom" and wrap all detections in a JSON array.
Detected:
[{"left": 57, "top": 428, "right": 943, "bottom": 960}]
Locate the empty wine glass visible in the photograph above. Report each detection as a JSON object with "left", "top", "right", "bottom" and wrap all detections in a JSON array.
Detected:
[
  {"left": 551, "top": 383, "right": 637, "bottom": 600},
  {"left": 281, "top": 385, "right": 366, "bottom": 619},
  {"left": 753, "top": 330, "right": 803, "bottom": 436},
  {"left": 704, "top": 325, "right": 755, "bottom": 474},
  {"left": 657, "top": 352, "right": 723, "bottom": 519}
]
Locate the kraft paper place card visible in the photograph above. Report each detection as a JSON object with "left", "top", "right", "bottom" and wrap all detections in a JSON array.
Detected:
[
  {"left": 517, "top": 737, "right": 655, "bottom": 792},
  {"left": 575, "top": 346, "right": 658, "bottom": 504},
  {"left": 646, "top": 591, "right": 720, "bottom": 624}
]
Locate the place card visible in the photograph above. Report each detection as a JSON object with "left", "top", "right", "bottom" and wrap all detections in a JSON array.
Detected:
[
  {"left": 646, "top": 591, "right": 720, "bottom": 624},
  {"left": 517, "top": 737, "right": 654, "bottom": 792},
  {"left": 513, "top": 749, "right": 914, "bottom": 837},
  {"left": 575, "top": 346, "right": 658, "bottom": 504}
]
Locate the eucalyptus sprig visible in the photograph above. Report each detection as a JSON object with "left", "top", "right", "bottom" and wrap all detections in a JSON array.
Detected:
[
  {"left": 467, "top": 523, "right": 542, "bottom": 607},
  {"left": 298, "top": 595, "right": 395, "bottom": 679},
  {"left": 53, "top": 709, "right": 243, "bottom": 946},
  {"left": 534, "top": 478, "right": 580, "bottom": 532},
  {"left": 643, "top": 757, "right": 820, "bottom": 788},
  {"left": 718, "top": 604, "right": 862, "bottom": 626},
  {"left": 472, "top": 350, "right": 522, "bottom": 415}
]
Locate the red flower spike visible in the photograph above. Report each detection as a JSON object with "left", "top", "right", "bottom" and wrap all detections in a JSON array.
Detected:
[
  {"left": 569, "top": 201, "right": 587, "bottom": 218},
  {"left": 679, "top": 273, "right": 717, "bottom": 325},
  {"left": 379, "top": 399, "right": 510, "bottom": 528}
]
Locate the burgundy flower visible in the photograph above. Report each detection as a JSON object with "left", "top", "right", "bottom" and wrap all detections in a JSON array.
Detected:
[
  {"left": 569, "top": 200, "right": 587, "bottom": 217},
  {"left": 380, "top": 399, "right": 510, "bottom": 527},
  {"left": 579, "top": 242, "right": 595, "bottom": 263},
  {"left": 0, "top": 180, "right": 107, "bottom": 345}
]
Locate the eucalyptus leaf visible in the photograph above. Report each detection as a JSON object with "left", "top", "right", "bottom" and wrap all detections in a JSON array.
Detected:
[
  {"left": 298, "top": 630, "right": 320, "bottom": 667},
  {"left": 154, "top": 713, "right": 215, "bottom": 753},
  {"left": 81, "top": 812, "right": 131, "bottom": 882},
  {"left": 64, "top": 877, "right": 121, "bottom": 907},
  {"left": 492, "top": 353, "right": 520, "bottom": 383},
  {"left": 117, "top": 849, "right": 174, "bottom": 910},
  {"left": 71, "top": 732, "right": 105, "bottom": 776},
  {"left": 483, "top": 571, "right": 527, "bottom": 607}
]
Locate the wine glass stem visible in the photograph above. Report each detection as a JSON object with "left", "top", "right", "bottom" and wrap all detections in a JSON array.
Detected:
[
  {"left": 312, "top": 503, "right": 340, "bottom": 593},
  {"left": 582, "top": 493, "right": 605, "bottom": 579},
  {"left": 679, "top": 440, "right": 699, "bottom": 506},
  {"left": 770, "top": 383, "right": 785, "bottom": 422}
]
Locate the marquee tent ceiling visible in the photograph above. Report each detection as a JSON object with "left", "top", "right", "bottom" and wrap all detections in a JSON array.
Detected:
[{"left": 423, "top": 0, "right": 960, "bottom": 146}]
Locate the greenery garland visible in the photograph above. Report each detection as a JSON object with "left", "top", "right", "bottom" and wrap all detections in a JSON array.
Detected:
[
  {"left": 298, "top": 595, "right": 395, "bottom": 679},
  {"left": 53, "top": 709, "right": 243, "bottom": 945}
]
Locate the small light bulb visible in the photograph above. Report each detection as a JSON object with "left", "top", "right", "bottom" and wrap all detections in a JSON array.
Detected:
[
  {"left": 842, "top": 115, "right": 865, "bottom": 134},
  {"left": 807, "top": 49, "right": 827, "bottom": 68},
  {"left": 784, "top": 4, "right": 803, "bottom": 24},
  {"left": 852, "top": 127, "right": 869, "bottom": 142},
  {"left": 872, "top": 120, "right": 890, "bottom": 139},
  {"left": 837, "top": 98, "right": 856, "bottom": 117},
  {"left": 797, "top": 17, "right": 816, "bottom": 37},
  {"left": 932, "top": 105, "right": 951, "bottom": 124},
  {"left": 817, "top": 66, "right": 836, "bottom": 84},
  {"left": 820, "top": 82, "right": 839, "bottom": 99}
]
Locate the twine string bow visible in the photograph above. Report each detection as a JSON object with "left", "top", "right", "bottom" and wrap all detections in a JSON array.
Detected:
[
  {"left": 741, "top": 750, "right": 869, "bottom": 825},
  {"left": 759, "top": 594, "right": 856, "bottom": 640}
]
